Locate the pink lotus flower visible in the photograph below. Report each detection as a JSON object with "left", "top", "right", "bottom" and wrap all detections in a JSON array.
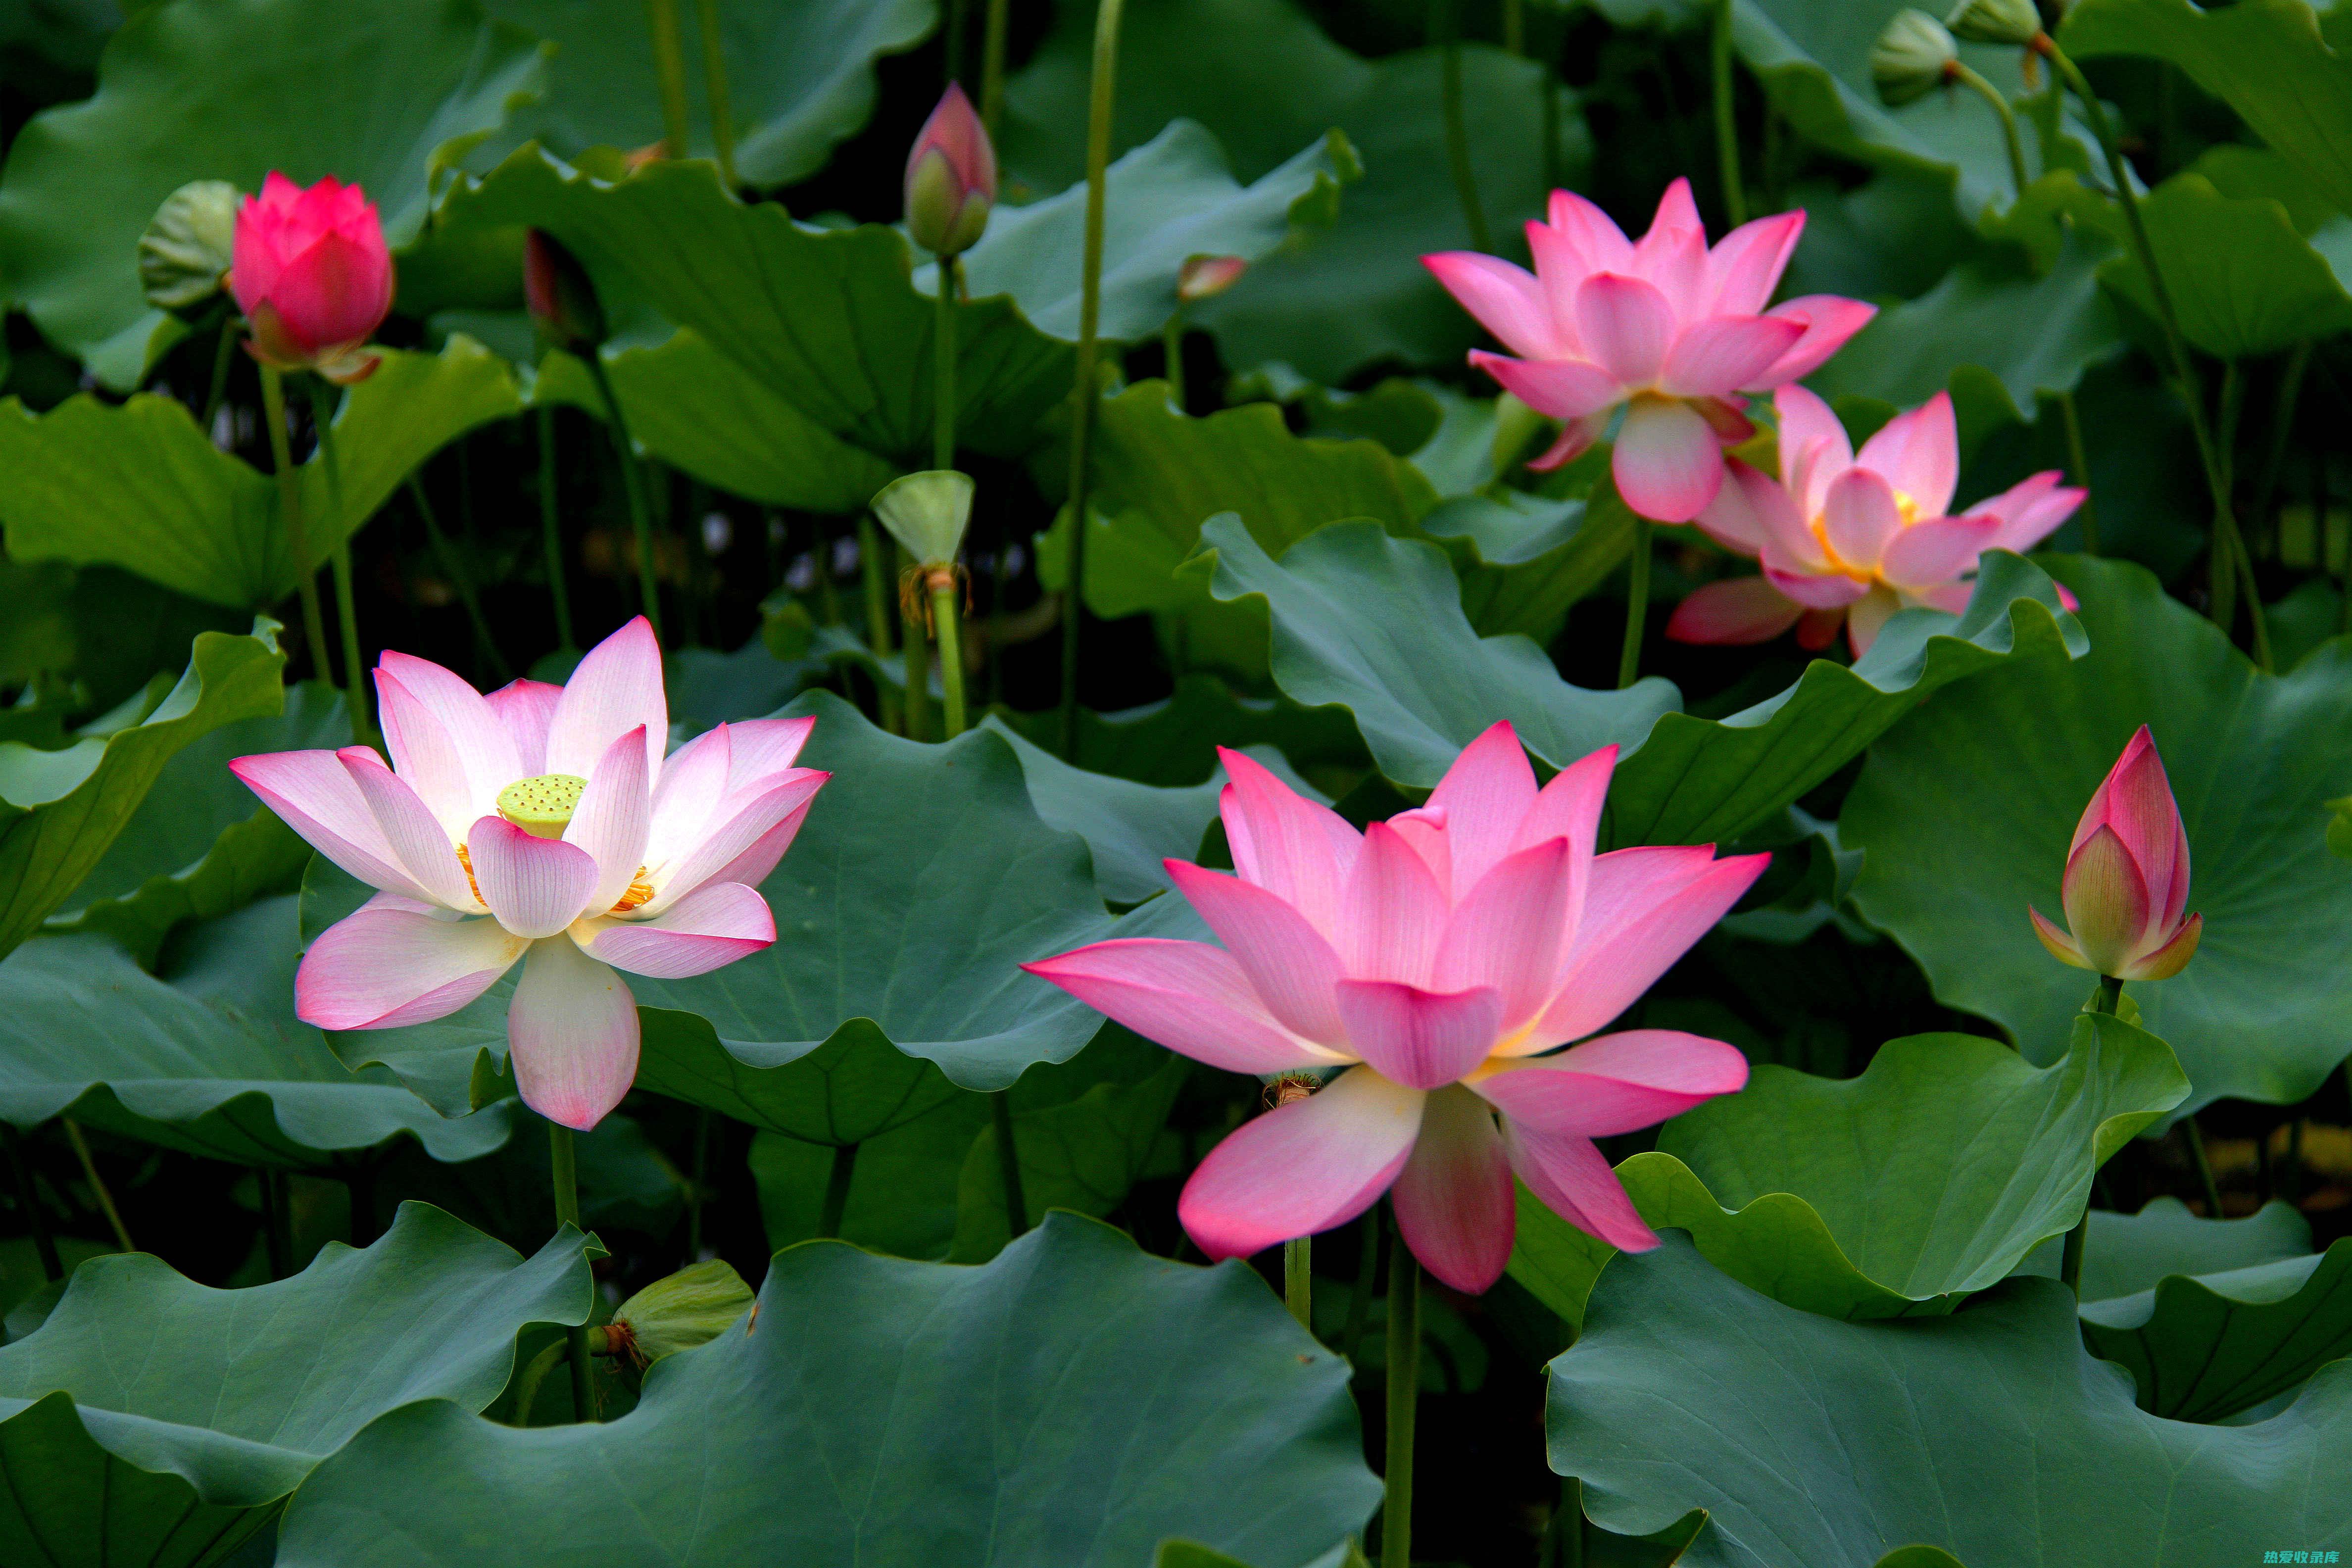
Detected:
[
  {"left": 1667, "top": 386, "right": 2085, "bottom": 655},
  {"left": 1023, "top": 725, "right": 1766, "bottom": 1293},
  {"left": 1423, "top": 178, "right": 1873, "bottom": 521},
  {"left": 230, "top": 618, "right": 829, "bottom": 1129},
  {"left": 230, "top": 172, "right": 396, "bottom": 385},
  {"left": 2032, "top": 726, "right": 2202, "bottom": 981},
  {"left": 904, "top": 83, "right": 996, "bottom": 257}
]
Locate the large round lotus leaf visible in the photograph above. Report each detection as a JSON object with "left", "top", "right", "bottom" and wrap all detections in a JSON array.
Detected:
[
  {"left": 0, "top": 0, "right": 543, "bottom": 386},
  {"left": 478, "top": 0, "right": 929, "bottom": 188},
  {"left": 1547, "top": 1232, "right": 2352, "bottom": 1568},
  {"left": 273, "top": 1215, "right": 1380, "bottom": 1567},
  {"left": 0, "top": 1202, "right": 589, "bottom": 1568},
  {"left": 1845, "top": 554, "right": 2352, "bottom": 1115}
]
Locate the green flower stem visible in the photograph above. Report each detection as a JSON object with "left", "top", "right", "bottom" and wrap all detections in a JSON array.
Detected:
[
  {"left": 1711, "top": 0, "right": 1746, "bottom": 225},
  {"left": 1342, "top": 1207, "right": 1380, "bottom": 1367},
  {"left": 932, "top": 577, "right": 969, "bottom": 736},
  {"left": 584, "top": 351, "right": 666, "bottom": 642},
  {"left": 258, "top": 364, "right": 333, "bottom": 691},
  {"left": 2184, "top": 1116, "right": 2225, "bottom": 1220},
  {"left": 1618, "top": 517, "right": 1651, "bottom": 689},
  {"left": 693, "top": 0, "right": 738, "bottom": 189},
  {"left": 62, "top": 1118, "right": 132, "bottom": 1254},
  {"left": 1382, "top": 1213, "right": 1420, "bottom": 1568},
  {"left": 2212, "top": 361, "right": 2272, "bottom": 672},
  {"left": 686, "top": 1107, "right": 712, "bottom": 1259},
  {"left": 1951, "top": 62, "right": 2029, "bottom": 198},
  {"left": 406, "top": 476, "right": 513, "bottom": 684},
  {"left": 1163, "top": 309, "right": 1186, "bottom": 409},
  {"left": 261, "top": 1168, "right": 292, "bottom": 1280},
  {"left": 1502, "top": 0, "right": 1523, "bottom": 54},
  {"left": 2058, "top": 390, "right": 2100, "bottom": 555},
  {"left": 549, "top": 1121, "right": 597, "bottom": 1422},
  {"left": 2061, "top": 973, "right": 2126, "bottom": 1296},
  {"left": 200, "top": 316, "right": 237, "bottom": 439},
  {"left": 1060, "top": 0, "right": 1125, "bottom": 760},
  {"left": 510, "top": 1339, "right": 568, "bottom": 1426},
  {"left": 1434, "top": 0, "right": 1492, "bottom": 251},
  {"left": 644, "top": 0, "right": 693, "bottom": 160},
  {"left": 1284, "top": 1235, "right": 1312, "bottom": 1330},
  {"left": 537, "top": 404, "right": 578, "bottom": 653},
  {"left": 980, "top": 0, "right": 1012, "bottom": 133},
  {"left": 817, "top": 1141, "right": 859, "bottom": 1240},
  {"left": 857, "top": 516, "right": 903, "bottom": 734},
  {"left": 899, "top": 546, "right": 932, "bottom": 742},
  {"left": 2255, "top": 341, "right": 2313, "bottom": 555},
  {"left": 991, "top": 1090, "right": 1029, "bottom": 1239},
  {"left": 305, "top": 379, "right": 373, "bottom": 746},
  {"left": 935, "top": 253, "right": 960, "bottom": 472},
  {"left": 0, "top": 1125, "right": 60, "bottom": 1281},
  {"left": 946, "top": 0, "right": 966, "bottom": 81}
]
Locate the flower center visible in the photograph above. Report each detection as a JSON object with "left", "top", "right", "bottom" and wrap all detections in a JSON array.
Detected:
[{"left": 495, "top": 773, "right": 588, "bottom": 839}]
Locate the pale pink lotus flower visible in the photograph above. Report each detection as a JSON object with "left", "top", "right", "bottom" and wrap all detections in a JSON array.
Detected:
[
  {"left": 230, "top": 172, "right": 396, "bottom": 385},
  {"left": 1023, "top": 725, "right": 1765, "bottom": 1293},
  {"left": 1667, "top": 385, "right": 2085, "bottom": 655},
  {"left": 2032, "top": 726, "right": 2202, "bottom": 981},
  {"left": 1423, "top": 178, "right": 1873, "bottom": 522},
  {"left": 229, "top": 618, "right": 829, "bottom": 1130}
]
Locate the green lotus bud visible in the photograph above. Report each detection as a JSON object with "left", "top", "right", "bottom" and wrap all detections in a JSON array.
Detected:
[
  {"left": 903, "top": 84, "right": 996, "bottom": 257},
  {"left": 1945, "top": 0, "right": 2042, "bottom": 46},
  {"left": 138, "top": 180, "right": 239, "bottom": 314},
  {"left": 1872, "top": 10, "right": 1960, "bottom": 107},
  {"left": 598, "top": 1260, "right": 754, "bottom": 1366},
  {"left": 871, "top": 469, "right": 975, "bottom": 568},
  {"left": 523, "top": 228, "right": 607, "bottom": 355}
]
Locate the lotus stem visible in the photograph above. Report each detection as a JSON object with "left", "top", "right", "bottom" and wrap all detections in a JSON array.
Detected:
[
  {"left": 584, "top": 352, "right": 665, "bottom": 642},
  {"left": 261, "top": 1168, "right": 292, "bottom": 1280},
  {"left": 2255, "top": 341, "right": 2312, "bottom": 555},
  {"left": 549, "top": 1121, "right": 597, "bottom": 1422},
  {"left": 306, "top": 379, "right": 373, "bottom": 745},
  {"left": 1502, "top": 0, "right": 1523, "bottom": 54},
  {"left": 406, "top": 475, "right": 513, "bottom": 683},
  {"left": 932, "top": 576, "right": 969, "bottom": 736},
  {"left": 1711, "top": 0, "right": 1746, "bottom": 225},
  {"left": 1163, "top": 310, "right": 1186, "bottom": 409},
  {"left": 1284, "top": 1235, "right": 1312, "bottom": 1329},
  {"left": 645, "top": 0, "right": 693, "bottom": 160},
  {"left": 857, "top": 515, "right": 904, "bottom": 733},
  {"left": 537, "top": 405, "right": 579, "bottom": 652},
  {"left": 818, "top": 1141, "right": 859, "bottom": 1239},
  {"left": 2061, "top": 974, "right": 2126, "bottom": 1296},
  {"left": 991, "top": 1090, "right": 1029, "bottom": 1239},
  {"left": 935, "top": 253, "right": 960, "bottom": 471},
  {"left": 1619, "top": 518, "right": 1651, "bottom": 688},
  {"left": 1951, "top": 63, "right": 2029, "bottom": 198},
  {"left": 1343, "top": 1207, "right": 1380, "bottom": 1367},
  {"left": 0, "top": 1126, "right": 60, "bottom": 1281},
  {"left": 693, "top": 0, "right": 738, "bottom": 189},
  {"left": 258, "top": 364, "right": 333, "bottom": 691},
  {"left": 1382, "top": 1211, "right": 1420, "bottom": 1568},
  {"left": 900, "top": 545, "right": 932, "bottom": 742},
  {"left": 1434, "top": 0, "right": 1492, "bottom": 250},
  {"left": 201, "top": 316, "right": 237, "bottom": 440},
  {"left": 2183, "top": 1116, "right": 2224, "bottom": 1219},
  {"left": 980, "top": 0, "right": 1012, "bottom": 133},
  {"left": 1060, "top": 0, "right": 1124, "bottom": 759},
  {"left": 62, "top": 1119, "right": 132, "bottom": 1254},
  {"left": 687, "top": 1106, "right": 711, "bottom": 1259},
  {"left": 2058, "top": 390, "right": 2099, "bottom": 555},
  {"left": 511, "top": 1339, "right": 568, "bottom": 1426}
]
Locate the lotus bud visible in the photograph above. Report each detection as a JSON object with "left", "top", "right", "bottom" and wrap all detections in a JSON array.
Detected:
[
  {"left": 2030, "top": 726, "right": 2203, "bottom": 981},
  {"left": 871, "top": 469, "right": 975, "bottom": 568},
  {"left": 594, "top": 1259, "right": 754, "bottom": 1368},
  {"left": 1176, "top": 254, "right": 1248, "bottom": 303},
  {"left": 1872, "top": 10, "right": 1960, "bottom": 107},
  {"left": 231, "top": 172, "right": 394, "bottom": 385},
  {"left": 904, "top": 83, "right": 996, "bottom": 257},
  {"left": 523, "top": 228, "right": 607, "bottom": 355},
  {"left": 1946, "top": 0, "right": 2043, "bottom": 46},
  {"left": 139, "top": 180, "right": 239, "bottom": 314}
]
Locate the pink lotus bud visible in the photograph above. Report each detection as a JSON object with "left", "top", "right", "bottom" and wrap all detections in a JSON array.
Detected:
[
  {"left": 230, "top": 172, "right": 394, "bottom": 385},
  {"left": 523, "top": 228, "right": 607, "bottom": 354},
  {"left": 2030, "top": 726, "right": 2203, "bottom": 981},
  {"left": 1177, "top": 254, "right": 1248, "bottom": 303},
  {"left": 903, "top": 84, "right": 996, "bottom": 257}
]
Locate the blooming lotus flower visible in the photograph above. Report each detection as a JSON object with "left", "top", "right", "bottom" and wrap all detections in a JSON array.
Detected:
[
  {"left": 230, "top": 173, "right": 396, "bottom": 385},
  {"left": 1667, "top": 386, "right": 2084, "bottom": 655},
  {"left": 229, "top": 618, "right": 829, "bottom": 1129},
  {"left": 904, "top": 83, "right": 996, "bottom": 257},
  {"left": 2032, "top": 726, "right": 2202, "bottom": 981},
  {"left": 1023, "top": 724, "right": 1766, "bottom": 1293},
  {"left": 1423, "top": 178, "right": 1874, "bottom": 521}
]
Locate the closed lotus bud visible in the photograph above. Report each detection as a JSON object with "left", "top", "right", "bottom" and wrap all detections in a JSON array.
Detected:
[
  {"left": 139, "top": 180, "right": 239, "bottom": 314},
  {"left": 523, "top": 228, "right": 607, "bottom": 355},
  {"left": 904, "top": 83, "right": 996, "bottom": 257},
  {"left": 871, "top": 469, "right": 974, "bottom": 568},
  {"left": 2030, "top": 726, "right": 2203, "bottom": 982},
  {"left": 231, "top": 171, "right": 394, "bottom": 385},
  {"left": 595, "top": 1259, "right": 754, "bottom": 1367},
  {"left": 1872, "top": 10, "right": 1960, "bottom": 107},
  {"left": 1176, "top": 254, "right": 1248, "bottom": 303},
  {"left": 1946, "top": 0, "right": 2042, "bottom": 46}
]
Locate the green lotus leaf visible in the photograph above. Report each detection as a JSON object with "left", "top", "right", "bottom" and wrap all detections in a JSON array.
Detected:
[
  {"left": 2098, "top": 171, "right": 2352, "bottom": 359},
  {"left": 1550, "top": 1231, "right": 2352, "bottom": 1567},
  {"left": 949, "top": 1050, "right": 1189, "bottom": 1261},
  {"left": 0, "top": 0, "right": 544, "bottom": 385},
  {"left": 0, "top": 1202, "right": 590, "bottom": 1567},
  {"left": 0, "top": 339, "right": 522, "bottom": 609},
  {"left": 273, "top": 1215, "right": 1380, "bottom": 1568},
  {"left": 1845, "top": 554, "right": 2352, "bottom": 1115}
]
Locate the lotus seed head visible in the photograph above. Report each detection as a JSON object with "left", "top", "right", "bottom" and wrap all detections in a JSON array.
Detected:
[{"left": 495, "top": 774, "right": 588, "bottom": 838}]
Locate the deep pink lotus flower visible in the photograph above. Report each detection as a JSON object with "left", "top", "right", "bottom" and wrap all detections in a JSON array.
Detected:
[
  {"left": 1023, "top": 725, "right": 1766, "bottom": 1293},
  {"left": 230, "top": 618, "right": 829, "bottom": 1129},
  {"left": 904, "top": 83, "right": 996, "bottom": 257},
  {"left": 230, "top": 172, "right": 395, "bottom": 385},
  {"left": 1423, "top": 179, "right": 1873, "bottom": 522},
  {"left": 2032, "top": 726, "right": 2202, "bottom": 981},
  {"left": 1667, "top": 386, "right": 2084, "bottom": 655}
]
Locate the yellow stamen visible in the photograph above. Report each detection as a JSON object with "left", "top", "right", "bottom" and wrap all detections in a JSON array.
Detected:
[
  {"left": 609, "top": 869, "right": 655, "bottom": 913},
  {"left": 455, "top": 842, "right": 484, "bottom": 905}
]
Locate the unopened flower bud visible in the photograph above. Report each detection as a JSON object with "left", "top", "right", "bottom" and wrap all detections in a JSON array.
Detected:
[
  {"left": 1177, "top": 254, "right": 1248, "bottom": 303},
  {"left": 598, "top": 1259, "right": 754, "bottom": 1367},
  {"left": 523, "top": 228, "right": 607, "bottom": 355},
  {"left": 2030, "top": 726, "right": 2203, "bottom": 982},
  {"left": 904, "top": 84, "right": 996, "bottom": 257},
  {"left": 139, "top": 180, "right": 239, "bottom": 314},
  {"left": 1945, "top": 0, "right": 2042, "bottom": 47},
  {"left": 1872, "top": 10, "right": 1960, "bottom": 107},
  {"left": 871, "top": 469, "right": 974, "bottom": 568}
]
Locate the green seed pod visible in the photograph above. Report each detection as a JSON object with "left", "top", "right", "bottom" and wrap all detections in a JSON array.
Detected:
[
  {"left": 871, "top": 469, "right": 976, "bottom": 569},
  {"left": 139, "top": 180, "right": 239, "bottom": 314},
  {"left": 1872, "top": 10, "right": 1960, "bottom": 108},
  {"left": 604, "top": 1259, "right": 756, "bottom": 1366},
  {"left": 1945, "top": 0, "right": 2042, "bottom": 47}
]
